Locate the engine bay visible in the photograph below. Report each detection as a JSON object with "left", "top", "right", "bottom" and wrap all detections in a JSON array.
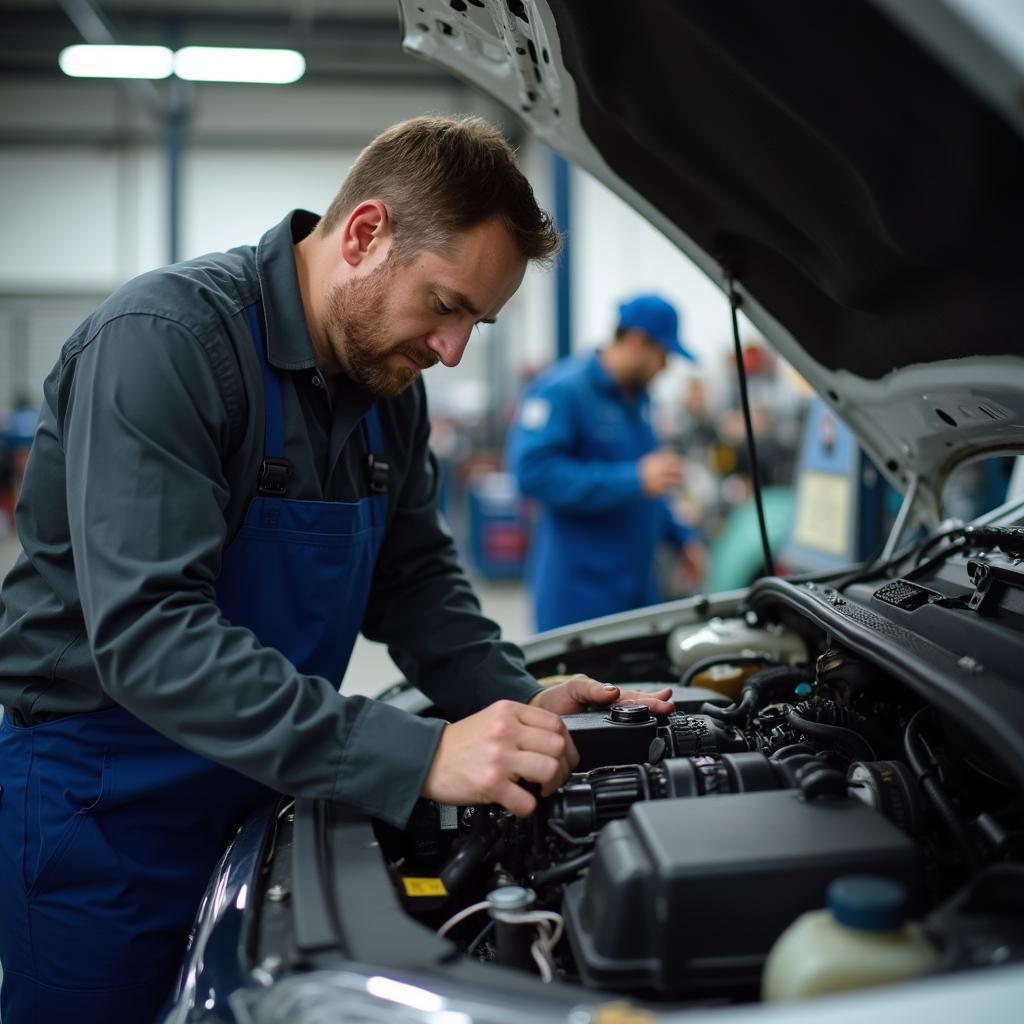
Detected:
[
  {"left": 381, "top": 522, "right": 1024, "bottom": 1002},
  {"left": 254, "top": 522, "right": 1024, "bottom": 1007}
]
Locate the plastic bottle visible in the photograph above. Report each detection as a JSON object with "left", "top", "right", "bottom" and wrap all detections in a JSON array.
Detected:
[{"left": 762, "top": 875, "right": 939, "bottom": 1002}]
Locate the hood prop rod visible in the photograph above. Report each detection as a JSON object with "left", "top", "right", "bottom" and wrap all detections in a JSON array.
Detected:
[
  {"left": 879, "top": 472, "right": 921, "bottom": 564},
  {"left": 725, "top": 274, "right": 774, "bottom": 576}
]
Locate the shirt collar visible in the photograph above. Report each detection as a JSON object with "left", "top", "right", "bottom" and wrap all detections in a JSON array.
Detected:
[
  {"left": 585, "top": 348, "right": 649, "bottom": 407},
  {"left": 586, "top": 348, "right": 622, "bottom": 396},
  {"left": 255, "top": 209, "right": 321, "bottom": 371}
]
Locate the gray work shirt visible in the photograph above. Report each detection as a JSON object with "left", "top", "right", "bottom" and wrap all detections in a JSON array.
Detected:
[{"left": 0, "top": 210, "right": 541, "bottom": 828}]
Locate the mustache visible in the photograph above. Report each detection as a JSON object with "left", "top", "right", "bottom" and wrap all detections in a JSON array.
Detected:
[{"left": 392, "top": 344, "right": 439, "bottom": 371}]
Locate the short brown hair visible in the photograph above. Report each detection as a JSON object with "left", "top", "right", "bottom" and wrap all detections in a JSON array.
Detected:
[{"left": 319, "top": 114, "right": 560, "bottom": 266}]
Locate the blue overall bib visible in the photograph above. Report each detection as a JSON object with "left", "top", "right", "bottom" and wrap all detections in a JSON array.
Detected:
[{"left": 0, "top": 304, "right": 388, "bottom": 1023}]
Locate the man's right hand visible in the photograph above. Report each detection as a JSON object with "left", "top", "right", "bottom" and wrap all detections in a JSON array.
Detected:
[
  {"left": 639, "top": 449, "right": 684, "bottom": 497},
  {"left": 421, "top": 700, "right": 579, "bottom": 816}
]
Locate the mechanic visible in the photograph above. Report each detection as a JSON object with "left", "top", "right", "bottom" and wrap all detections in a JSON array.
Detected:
[
  {"left": 506, "top": 294, "right": 706, "bottom": 631},
  {"left": 0, "top": 115, "right": 673, "bottom": 1024}
]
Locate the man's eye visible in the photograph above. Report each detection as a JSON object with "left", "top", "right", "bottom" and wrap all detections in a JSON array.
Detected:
[{"left": 434, "top": 298, "right": 453, "bottom": 315}]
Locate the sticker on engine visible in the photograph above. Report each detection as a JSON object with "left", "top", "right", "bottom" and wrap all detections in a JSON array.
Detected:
[
  {"left": 594, "top": 1001, "right": 659, "bottom": 1024},
  {"left": 402, "top": 877, "right": 448, "bottom": 897}
]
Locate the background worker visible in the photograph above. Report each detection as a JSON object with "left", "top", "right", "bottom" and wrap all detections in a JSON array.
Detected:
[
  {"left": 507, "top": 293, "right": 706, "bottom": 631},
  {"left": 0, "top": 116, "right": 672, "bottom": 1024},
  {"left": 0, "top": 395, "right": 38, "bottom": 535}
]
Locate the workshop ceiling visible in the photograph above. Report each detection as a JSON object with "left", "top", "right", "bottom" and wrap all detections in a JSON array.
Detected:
[{"left": 0, "top": 0, "right": 447, "bottom": 84}]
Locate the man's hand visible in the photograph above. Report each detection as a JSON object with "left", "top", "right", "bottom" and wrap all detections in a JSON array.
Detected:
[
  {"left": 639, "top": 449, "right": 684, "bottom": 497},
  {"left": 421, "top": 700, "right": 579, "bottom": 817},
  {"left": 677, "top": 539, "right": 707, "bottom": 591},
  {"left": 529, "top": 674, "right": 675, "bottom": 717}
]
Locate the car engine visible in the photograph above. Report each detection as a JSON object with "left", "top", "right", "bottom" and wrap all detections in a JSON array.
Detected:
[{"left": 372, "top": 566, "right": 1024, "bottom": 1003}]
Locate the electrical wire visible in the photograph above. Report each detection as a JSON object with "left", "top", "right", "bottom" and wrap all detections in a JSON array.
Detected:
[
  {"left": 547, "top": 818, "right": 595, "bottom": 847},
  {"left": 438, "top": 901, "right": 566, "bottom": 984},
  {"left": 786, "top": 707, "right": 876, "bottom": 762},
  {"left": 903, "top": 708, "right": 978, "bottom": 868},
  {"left": 437, "top": 900, "right": 491, "bottom": 938},
  {"left": 530, "top": 850, "right": 594, "bottom": 887},
  {"left": 832, "top": 524, "right": 967, "bottom": 591},
  {"left": 489, "top": 908, "right": 565, "bottom": 949},
  {"left": 489, "top": 908, "right": 565, "bottom": 983},
  {"left": 466, "top": 920, "right": 495, "bottom": 955}
]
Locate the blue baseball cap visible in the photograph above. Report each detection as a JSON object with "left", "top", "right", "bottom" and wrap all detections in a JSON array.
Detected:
[{"left": 617, "top": 294, "right": 696, "bottom": 362}]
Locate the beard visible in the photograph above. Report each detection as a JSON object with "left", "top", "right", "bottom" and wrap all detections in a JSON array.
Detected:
[
  {"left": 623, "top": 365, "right": 652, "bottom": 394},
  {"left": 324, "top": 260, "right": 438, "bottom": 398}
]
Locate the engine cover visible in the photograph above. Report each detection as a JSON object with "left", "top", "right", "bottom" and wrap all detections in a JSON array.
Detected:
[{"left": 562, "top": 789, "right": 918, "bottom": 994}]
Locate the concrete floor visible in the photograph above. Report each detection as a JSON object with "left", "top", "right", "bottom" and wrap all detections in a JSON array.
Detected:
[{"left": 0, "top": 531, "right": 532, "bottom": 700}]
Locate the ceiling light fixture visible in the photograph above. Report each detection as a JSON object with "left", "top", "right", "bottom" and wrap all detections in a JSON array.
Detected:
[
  {"left": 58, "top": 44, "right": 173, "bottom": 80},
  {"left": 174, "top": 46, "right": 306, "bottom": 84},
  {"left": 58, "top": 45, "right": 306, "bottom": 84}
]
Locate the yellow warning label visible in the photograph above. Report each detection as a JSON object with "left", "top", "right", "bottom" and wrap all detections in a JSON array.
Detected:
[
  {"left": 401, "top": 877, "right": 448, "bottom": 897},
  {"left": 594, "top": 1001, "right": 659, "bottom": 1024}
]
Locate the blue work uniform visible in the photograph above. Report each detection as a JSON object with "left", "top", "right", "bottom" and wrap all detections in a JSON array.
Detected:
[
  {"left": 0, "top": 211, "right": 540, "bottom": 1023},
  {"left": 507, "top": 350, "right": 696, "bottom": 631}
]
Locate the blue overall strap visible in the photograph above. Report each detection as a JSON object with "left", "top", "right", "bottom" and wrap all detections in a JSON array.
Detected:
[
  {"left": 364, "top": 401, "right": 384, "bottom": 453},
  {"left": 244, "top": 303, "right": 290, "bottom": 495},
  {"left": 362, "top": 405, "right": 389, "bottom": 518}
]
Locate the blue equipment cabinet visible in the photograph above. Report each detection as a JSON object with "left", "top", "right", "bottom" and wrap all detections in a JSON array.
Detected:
[
  {"left": 465, "top": 472, "right": 529, "bottom": 580},
  {"left": 781, "top": 398, "right": 891, "bottom": 573}
]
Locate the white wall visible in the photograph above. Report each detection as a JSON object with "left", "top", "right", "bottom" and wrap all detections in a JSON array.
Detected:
[
  {"left": 0, "top": 74, "right": 752, "bottom": 429},
  {"left": 0, "top": 75, "right": 526, "bottom": 408},
  {"left": 0, "top": 77, "right": 487, "bottom": 289},
  {"left": 569, "top": 168, "right": 758, "bottom": 415}
]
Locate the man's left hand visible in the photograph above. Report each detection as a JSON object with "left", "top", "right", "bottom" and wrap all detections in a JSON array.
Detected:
[{"left": 529, "top": 674, "right": 675, "bottom": 716}]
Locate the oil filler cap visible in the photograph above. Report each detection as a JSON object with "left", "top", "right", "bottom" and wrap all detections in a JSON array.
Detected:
[{"left": 608, "top": 702, "right": 653, "bottom": 725}]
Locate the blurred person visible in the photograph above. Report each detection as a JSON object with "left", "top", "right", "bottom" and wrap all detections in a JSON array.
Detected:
[
  {"left": 506, "top": 293, "right": 706, "bottom": 631},
  {"left": 716, "top": 403, "right": 792, "bottom": 494},
  {"left": 0, "top": 395, "right": 38, "bottom": 537},
  {"left": 679, "top": 377, "right": 720, "bottom": 454},
  {"left": 1, "top": 394, "right": 38, "bottom": 490},
  {"left": 0, "top": 115, "right": 674, "bottom": 1024},
  {"left": 666, "top": 376, "right": 723, "bottom": 533}
]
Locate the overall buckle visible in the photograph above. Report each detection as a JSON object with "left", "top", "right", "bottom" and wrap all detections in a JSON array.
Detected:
[
  {"left": 258, "top": 457, "right": 291, "bottom": 496},
  {"left": 367, "top": 455, "right": 389, "bottom": 494}
]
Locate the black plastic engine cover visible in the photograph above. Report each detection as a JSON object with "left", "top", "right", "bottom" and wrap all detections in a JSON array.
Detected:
[{"left": 562, "top": 789, "right": 918, "bottom": 994}]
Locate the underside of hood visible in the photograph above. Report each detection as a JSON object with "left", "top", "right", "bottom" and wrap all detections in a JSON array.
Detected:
[{"left": 400, "top": 0, "right": 1024, "bottom": 502}]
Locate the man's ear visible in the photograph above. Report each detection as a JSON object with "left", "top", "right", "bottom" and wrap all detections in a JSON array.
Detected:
[{"left": 339, "top": 200, "right": 391, "bottom": 268}]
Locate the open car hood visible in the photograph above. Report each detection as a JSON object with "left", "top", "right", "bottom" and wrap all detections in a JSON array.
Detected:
[{"left": 398, "top": 0, "right": 1024, "bottom": 506}]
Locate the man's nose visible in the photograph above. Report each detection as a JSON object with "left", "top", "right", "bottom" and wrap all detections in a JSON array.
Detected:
[{"left": 426, "top": 323, "right": 473, "bottom": 368}]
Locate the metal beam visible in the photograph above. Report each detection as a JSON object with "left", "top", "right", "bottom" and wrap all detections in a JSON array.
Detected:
[
  {"left": 553, "top": 152, "right": 572, "bottom": 361},
  {"left": 57, "top": 0, "right": 165, "bottom": 117}
]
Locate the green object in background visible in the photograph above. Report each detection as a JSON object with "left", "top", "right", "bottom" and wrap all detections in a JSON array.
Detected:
[{"left": 707, "top": 486, "right": 796, "bottom": 591}]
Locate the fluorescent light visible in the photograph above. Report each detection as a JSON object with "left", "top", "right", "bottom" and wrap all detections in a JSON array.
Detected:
[
  {"left": 174, "top": 47, "right": 305, "bottom": 84},
  {"left": 59, "top": 44, "right": 173, "bottom": 79},
  {"left": 57, "top": 44, "right": 306, "bottom": 85}
]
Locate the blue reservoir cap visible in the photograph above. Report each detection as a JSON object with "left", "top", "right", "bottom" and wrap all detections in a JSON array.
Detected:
[
  {"left": 828, "top": 875, "right": 908, "bottom": 931},
  {"left": 794, "top": 682, "right": 814, "bottom": 698}
]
